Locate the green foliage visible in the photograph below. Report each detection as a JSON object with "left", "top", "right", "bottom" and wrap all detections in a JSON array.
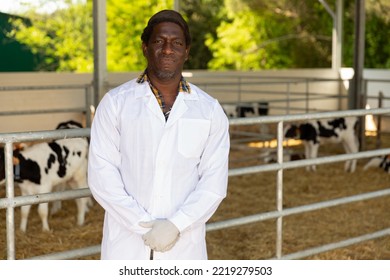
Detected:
[
  {"left": 4, "top": 0, "right": 390, "bottom": 72},
  {"left": 7, "top": 0, "right": 174, "bottom": 72},
  {"left": 342, "top": 0, "right": 354, "bottom": 67},
  {"left": 206, "top": 11, "right": 268, "bottom": 70},
  {"left": 343, "top": 0, "right": 390, "bottom": 68},
  {"left": 106, "top": 0, "right": 173, "bottom": 71},
  {"left": 8, "top": 0, "right": 93, "bottom": 71},
  {"left": 206, "top": 0, "right": 334, "bottom": 70},
  {"left": 179, "top": 0, "right": 226, "bottom": 69},
  {"left": 364, "top": 12, "right": 390, "bottom": 68},
  {"left": 0, "top": 13, "right": 37, "bottom": 71}
]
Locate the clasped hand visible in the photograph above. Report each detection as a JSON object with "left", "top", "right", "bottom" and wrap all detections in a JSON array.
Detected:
[{"left": 139, "top": 219, "right": 180, "bottom": 252}]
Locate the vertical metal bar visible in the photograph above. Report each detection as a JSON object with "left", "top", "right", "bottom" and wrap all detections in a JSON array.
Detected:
[
  {"left": 360, "top": 79, "right": 368, "bottom": 151},
  {"left": 276, "top": 121, "right": 284, "bottom": 259},
  {"left": 85, "top": 85, "right": 92, "bottom": 128},
  {"left": 305, "top": 79, "right": 309, "bottom": 113},
  {"left": 349, "top": 0, "right": 365, "bottom": 110},
  {"left": 286, "top": 83, "right": 291, "bottom": 115},
  {"left": 376, "top": 91, "right": 383, "bottom": 148},
  {"left": 318, "top": 0, "right": 338, "bottom": 69},
  {"left": 5, "top": 141, "right": 16, "bottom": 260},
  {"left": 335, "top": 0, "right": 343, "bottom": 70},
  {"left": 338, "top": 78, "right": 342, "bottom": 111},
  {"left": 174, "top": 0, "right": 180, "bottom": 11},
  {"left": 238, "top": 77, "right": 242, "bottom": 103},
  {"left": 93, "top": 0, "right": 107, "bottom": 106}
]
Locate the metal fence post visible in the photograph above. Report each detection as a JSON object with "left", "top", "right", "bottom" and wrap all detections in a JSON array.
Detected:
[
  {"left": 305, "top": 79, "right": 309, "bottom": 113},
  {"left": 5, "top": 141, "right": 16, "bottom": 260},
  {"left": 276, "top": 121, "right": 284, "bottom": 259},
  {"left": 85, "top": 85, "right": 92, "bottom": 128}
]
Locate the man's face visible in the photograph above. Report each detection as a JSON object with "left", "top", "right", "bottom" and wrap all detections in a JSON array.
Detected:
[{"left": 142, "top": 22, "right": 190, "bottom": 81}]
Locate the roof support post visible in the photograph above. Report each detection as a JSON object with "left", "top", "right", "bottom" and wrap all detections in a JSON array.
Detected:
[
  {"left": 349, "top": 0, "right": 366, "bottom": 150},
  {"left": 93, "top": 0, "right": 107, "bottom": 107},
  {"left": 334, "top": 0, "right": 343, "bottom": 70},
  {"left": 318, "top": 0, "right": 343, "bottom": 70},
  {"left": 349, "top": 0, "right": 365, "bottom": 110}
]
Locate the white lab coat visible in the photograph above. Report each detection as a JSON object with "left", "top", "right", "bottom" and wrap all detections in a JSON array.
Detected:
[{"left": 88, "top": 78, "right": 230, "bottom": 260}]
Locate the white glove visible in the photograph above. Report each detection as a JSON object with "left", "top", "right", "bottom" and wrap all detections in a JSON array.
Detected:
[{"left": 139, "top": 219, "right": 180, "bottom": 252}]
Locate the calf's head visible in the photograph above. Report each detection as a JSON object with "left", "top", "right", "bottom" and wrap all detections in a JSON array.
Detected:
[
  {"left": 0, "top": 147, "right": 23, "bottom": 183},
  {"left": 284, "top": 124, "right": 300, "bottom": 139},
  {"left": 56, "top": 120, "right": 83, "bottom": 130}
]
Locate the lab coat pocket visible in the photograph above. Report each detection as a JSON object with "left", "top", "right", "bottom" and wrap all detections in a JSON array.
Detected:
[{"left": 178, "top": 119, "right": 211, "bottom": 158}]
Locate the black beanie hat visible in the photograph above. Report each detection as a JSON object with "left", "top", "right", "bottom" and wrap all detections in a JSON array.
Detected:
[{"left": 141, "top": 10, "right": 191, "bottom": 46}]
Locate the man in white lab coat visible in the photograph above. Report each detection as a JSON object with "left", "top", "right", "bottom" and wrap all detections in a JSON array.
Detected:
[{"left": 88, "top": 9, "right": 230, "bottom": 260}]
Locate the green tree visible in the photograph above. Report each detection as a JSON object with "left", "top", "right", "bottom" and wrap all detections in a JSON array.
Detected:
[
  {"left": 7, "top": 0, "right": 174, "bottom": 72},
  {"left": 179, "top": 0, "right": 227, "bottom": 69},
  {"left": 0, "top": 12, "right": 38, "bottom": 71},
  {"left": 364, "top": 12, "right": 390, "bottom": 68},
  {"left": 343, "top": 0, "right": 390, "bottom": 68},
  {"left": 206, "top": 0, "right": 333, "bottom": 70},
  {"left": 8, "top": 0, "right": 93, "bottom": 71},
  {"left": 106, "top": 0, "right": 173, "bottom": 71},
  {"left": 363, "top": 0, "right": 390, "bottom": 68},
  {"left": 5, "top": 0, "right": 390, "bottom": 72}
]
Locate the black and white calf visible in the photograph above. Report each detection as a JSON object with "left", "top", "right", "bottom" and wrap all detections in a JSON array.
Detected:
[
  {"left": 222, "top": 102, "right": 270, "bottom": 136},
  {"left": 284, "top": 117, "right": 359, "bottom": 172},
  {"left": 363, "top": 155, "right": 390, "bottom": 173},
  {"left": 222, "top": 102, "right": 269, "bottom": 118},
  {"left": 0, "top": 120, "right": 91, "bottom": 232}
]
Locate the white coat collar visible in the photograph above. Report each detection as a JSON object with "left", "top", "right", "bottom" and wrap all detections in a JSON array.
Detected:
[{"left": 134, "top": 82, "right": 200, "bottom": 126}]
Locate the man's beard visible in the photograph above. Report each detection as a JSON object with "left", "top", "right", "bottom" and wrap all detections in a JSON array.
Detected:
[{"left": 155, "top": 69, "right": 177, "bottom": 80}]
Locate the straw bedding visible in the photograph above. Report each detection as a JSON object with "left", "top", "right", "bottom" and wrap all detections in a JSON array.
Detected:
[{"left": 1, "top": 131, "right": 389, "bottom": 260}]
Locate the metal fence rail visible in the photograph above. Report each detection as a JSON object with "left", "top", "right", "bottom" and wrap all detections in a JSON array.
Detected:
[
  {"left": 225, "top": 107, "right": 390, "bottom": 259},
  {"left": 109, "top": 76, "right": 349, "bottom": 115},
  {"left": 1, "top": 108, "right": 390, "bottom": 260},
  {"left": 0, "top": 128, "right": 91, "bottom": 260},
  {"left": 0, "top": 84, "right": 94, "bottom": 127}
]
